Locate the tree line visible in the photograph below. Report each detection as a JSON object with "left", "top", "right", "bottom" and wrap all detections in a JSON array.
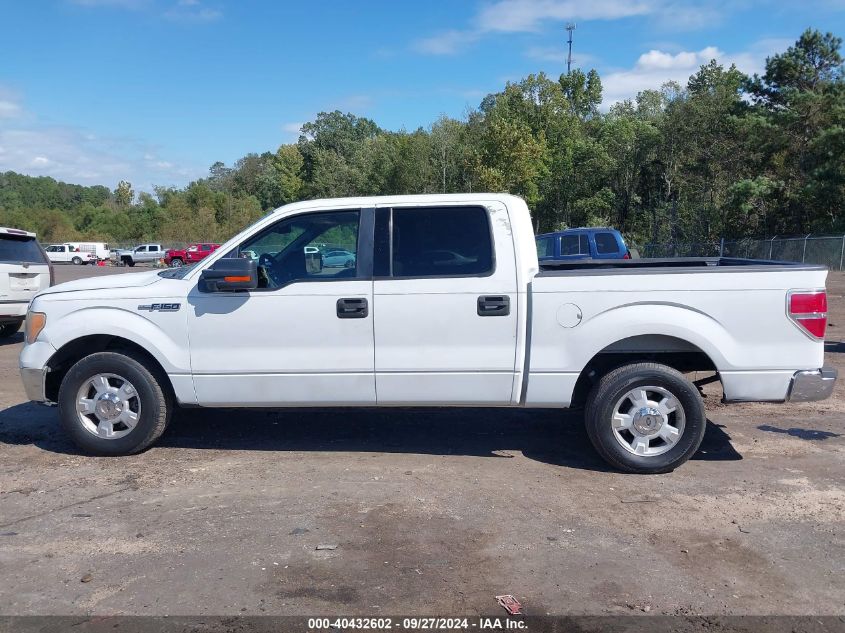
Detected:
[{"left": 1, "top": 29, "right": 843, "bottom": 247}]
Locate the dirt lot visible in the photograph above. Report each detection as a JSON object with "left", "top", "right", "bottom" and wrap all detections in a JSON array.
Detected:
[{"left": 0, "top": 265, "right": 843, "bottom": 617}]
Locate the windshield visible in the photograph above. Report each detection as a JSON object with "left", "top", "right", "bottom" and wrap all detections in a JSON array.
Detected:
[
  {"left": 158, "top": 263, "right": 197, "bottom": 279},
  {"left": 0, "top": 234, "right": 48, "bottom": 264}
]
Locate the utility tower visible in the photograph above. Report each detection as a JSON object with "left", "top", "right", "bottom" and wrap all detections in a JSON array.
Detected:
[{"left": 565, "top": 22, "right": 576, "bottom": 75}]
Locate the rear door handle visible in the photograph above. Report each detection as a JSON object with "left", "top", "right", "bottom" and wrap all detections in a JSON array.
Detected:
[
  {"left": 477, "top": 295, "right": 510, "bottom": 316},
  {"left": 337, "top": 297, "right": 368, "bottom": 319}
]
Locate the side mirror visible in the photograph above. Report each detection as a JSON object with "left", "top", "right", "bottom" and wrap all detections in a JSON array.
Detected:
[{"left": 199, "top": 257, "right": 258, "bottom": 292}]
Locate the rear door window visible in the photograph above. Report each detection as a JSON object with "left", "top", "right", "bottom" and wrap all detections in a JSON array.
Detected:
[
  {"left": 0, "top": 235, "right": 47, "bottom": 264},
  {"left": 389, "top": 206, "right": 493, "bottom": 277},
  {"left": 560, "top": 234, "right": 589, "bottom": 256},
  {"left": 595, "top": 232, "right": 619, "bottom": 255}
]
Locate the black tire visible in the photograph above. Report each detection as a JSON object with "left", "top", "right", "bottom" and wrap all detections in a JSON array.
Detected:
[
  {"left": 170, "top": 258, "right": 184, "bottom": 268},
  {"left": 71, "top": 256, "right": 83, "bottom": 265},
  {"left": 584, "top": 362, "right": 706, "bottom": 474},
  {"left": 122, "top": 257, "right": 135, "bottom": 267},
  {"left": 0, "top": 321, "right": 22, "bottom": 338},
  {"left": 57, "top": 351, "right": 172, "bottom": 456}
]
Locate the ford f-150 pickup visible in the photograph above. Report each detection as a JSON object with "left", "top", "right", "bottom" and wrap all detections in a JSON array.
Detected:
[{"left": 19, "top": 194, "right": 836, "bottom": 473}]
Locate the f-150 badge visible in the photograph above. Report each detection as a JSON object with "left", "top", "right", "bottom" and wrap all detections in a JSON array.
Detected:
[{"left": 137, "top": 303, "right": 181, "bottom": 312}]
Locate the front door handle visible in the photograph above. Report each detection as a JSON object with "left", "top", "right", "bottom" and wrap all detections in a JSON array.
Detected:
[
  {"left": 477, "top": 295, "right": 510, "bottom": 316},
  {"left": 337, "top": 297, "right": 368, "bottom": 319}
]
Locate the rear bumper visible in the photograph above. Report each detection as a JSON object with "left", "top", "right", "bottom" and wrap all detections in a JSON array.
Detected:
[
  {"left": 787, "top": 367, "right": 837, "bottom": 402},
  {"left": 0, "top": 301, "right": 28, "bottom": 321}
]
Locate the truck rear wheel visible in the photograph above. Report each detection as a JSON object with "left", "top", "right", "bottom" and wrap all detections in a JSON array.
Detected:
[
  {"left": 57, "top": 351, "right": 171, "bottom": 455},
  {"left": 71, "top": 256, "right": 82, "bottom": 265},
  {"left": 584, "top": 362, "right": 706, "bottom": 474}
]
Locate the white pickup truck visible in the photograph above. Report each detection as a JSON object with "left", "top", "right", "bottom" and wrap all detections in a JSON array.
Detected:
[{"left": 19, "top": 194, "right": 836, "bottom": 473}]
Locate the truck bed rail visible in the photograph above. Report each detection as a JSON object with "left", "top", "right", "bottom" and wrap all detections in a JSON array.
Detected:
[{"left": 538, "top": 257, "right": 827, "bottom": 274}]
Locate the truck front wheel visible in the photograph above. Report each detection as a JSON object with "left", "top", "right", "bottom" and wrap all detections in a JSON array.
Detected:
[
  {"left": 57, "top": 351, "right": 172, "bottom": 455},
  {"left": 584, "top": 362, "right": 706, "bottom": 474}
]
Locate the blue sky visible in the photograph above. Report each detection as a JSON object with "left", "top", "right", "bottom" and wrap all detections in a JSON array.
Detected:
[{"left": 1, "top": 0, "right": 844, "bottom": 192}]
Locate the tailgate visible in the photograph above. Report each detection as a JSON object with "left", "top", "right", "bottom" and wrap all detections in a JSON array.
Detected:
[{"left": 0, "top": 263, "right": 50, "bottom": 304}]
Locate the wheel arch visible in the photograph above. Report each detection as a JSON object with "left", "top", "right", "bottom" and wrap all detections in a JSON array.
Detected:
[
  {"left": 45, "top": 335, "right": 175, "bottom": 404},
  {"left": 570, "top": 334, "right": 720, "bottom": 408}
]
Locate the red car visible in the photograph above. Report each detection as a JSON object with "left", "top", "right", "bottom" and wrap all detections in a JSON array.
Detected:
[{"left": 164, "top": 243, "right": 221, "bottom": 267}]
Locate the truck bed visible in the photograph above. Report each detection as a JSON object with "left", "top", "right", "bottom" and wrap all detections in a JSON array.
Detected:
[{"left": 538, "top": 257, "right": 827, "bottom": 275}]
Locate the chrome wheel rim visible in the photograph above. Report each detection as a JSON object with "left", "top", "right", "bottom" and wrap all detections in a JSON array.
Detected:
[
  {"left": 611, "top": 385, "right": 685, "bottom": 457},
  {"left": 171, "top": 259, "right": 183, "bottom": 267},
  {"left": 76, "top": 373, "right": 141, "bottom": 440}
]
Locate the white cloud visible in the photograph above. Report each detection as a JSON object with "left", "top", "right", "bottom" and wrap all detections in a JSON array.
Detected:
[
  {"left": 0, "top": 87, "right": 23, "bottom": 119},
  {"left": 635, "top": 46, "right": 722, "bottom": 70},
  {"left": 0, "top": 100, "right": 22, "bottom": 119},
  {"left": 0, "top": 125, "right": 201, "bottom": 190},
  {"left": 477, "top": 0, "right": 654, "bottom": 33},
  {"left": 68, "top": 0, "right": 221, "bottom": 21},
  {"left": 413, "top": 30, "right": 481, "bottom": 55},
  {"left": 163, "top": 0, "right": 222, "bottom": 22},
  {"left": 525, "top": 45, "right": 597, "bottom": 66},
  {"left": 281, "top": 122, "right": 304, "bottom": 142},
  {"left": 67, "top": 0, "right": 148, "bottom": 7},
  {"left": 600, "top": 38, "right": 790, "bottom": 107},
  {"left": 0, "top": 87, "right": 202, "bottom": 191},
  {"left": 414, "top": 0, "right": 754, "bottom": 55}
]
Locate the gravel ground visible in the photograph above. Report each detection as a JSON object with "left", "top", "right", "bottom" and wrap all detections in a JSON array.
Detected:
[{"left": 0, "top": 264, "right": 842, "bottom": 616}]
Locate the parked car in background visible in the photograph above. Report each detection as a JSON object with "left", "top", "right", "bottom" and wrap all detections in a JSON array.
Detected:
[
  {"left": 165, "top": 243, "right": 221, "bottom": 268},
  {"left": 65, "top": 242, "right": 110, "bottom": 262},
  {"left": 1, "top": 227, "right": 52, "bottom": 338},
  {"left": 111, "top": 244, "right": 165, "bottom": 267},
  {"left": 45, "top": 244, "right": 96, "bottom": 265},
  {"left": 536, "top": 227, "right": 630, "bottom": 261},
  {"left": 322, "top": 248, "right": 356, "bottom": 268}
]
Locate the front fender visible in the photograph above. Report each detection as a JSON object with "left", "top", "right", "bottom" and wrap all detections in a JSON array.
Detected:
[{"left": 43, "top": 305, "right": 190, "bottom": 374}]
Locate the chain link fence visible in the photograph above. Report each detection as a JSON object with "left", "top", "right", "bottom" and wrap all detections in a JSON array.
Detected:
[{"left": 641, "top": 234, "right": 845, "bottom": 271}]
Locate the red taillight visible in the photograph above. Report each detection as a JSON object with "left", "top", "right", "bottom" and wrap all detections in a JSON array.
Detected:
[
  {"left": 623, "top": 251, "right": 631, "bottom": 259},
  {"left": 788, "top": 290, "right": 827, "bottom": 339}
]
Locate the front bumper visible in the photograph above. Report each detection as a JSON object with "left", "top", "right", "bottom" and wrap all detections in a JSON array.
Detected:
[
  {"left": 21, "top": 366, "right": 49, "bottom": 402},
  {"left": 787, "top": 366, "right": 837, "bottom": 402}
]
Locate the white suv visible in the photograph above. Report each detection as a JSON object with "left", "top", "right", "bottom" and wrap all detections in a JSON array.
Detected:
[{"left": 0, "top": 228, "right": 52, "bottom": 338}]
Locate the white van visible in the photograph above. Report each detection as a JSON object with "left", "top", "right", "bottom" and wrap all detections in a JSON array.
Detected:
[
  {"left": 0, "top": 227, "right": 52, "bottom": 338},
  {"left": 65, "top": 242, "right": 110, "bottom": 262}
]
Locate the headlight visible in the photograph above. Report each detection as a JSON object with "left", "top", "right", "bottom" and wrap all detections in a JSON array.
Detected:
[{"left": 25, "top": 312, "right": 46, "bottom": 344}]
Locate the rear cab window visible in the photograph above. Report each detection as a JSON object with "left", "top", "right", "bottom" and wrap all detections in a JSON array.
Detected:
[
  {"left": 0, "top": 233, "right": 48, "bottom": 264},
  {"left": 380, "top": 206, "right": 493, "bottom": 278},
  {"left": 594, "top": 232, "right": 620, "bottom": 255}
]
